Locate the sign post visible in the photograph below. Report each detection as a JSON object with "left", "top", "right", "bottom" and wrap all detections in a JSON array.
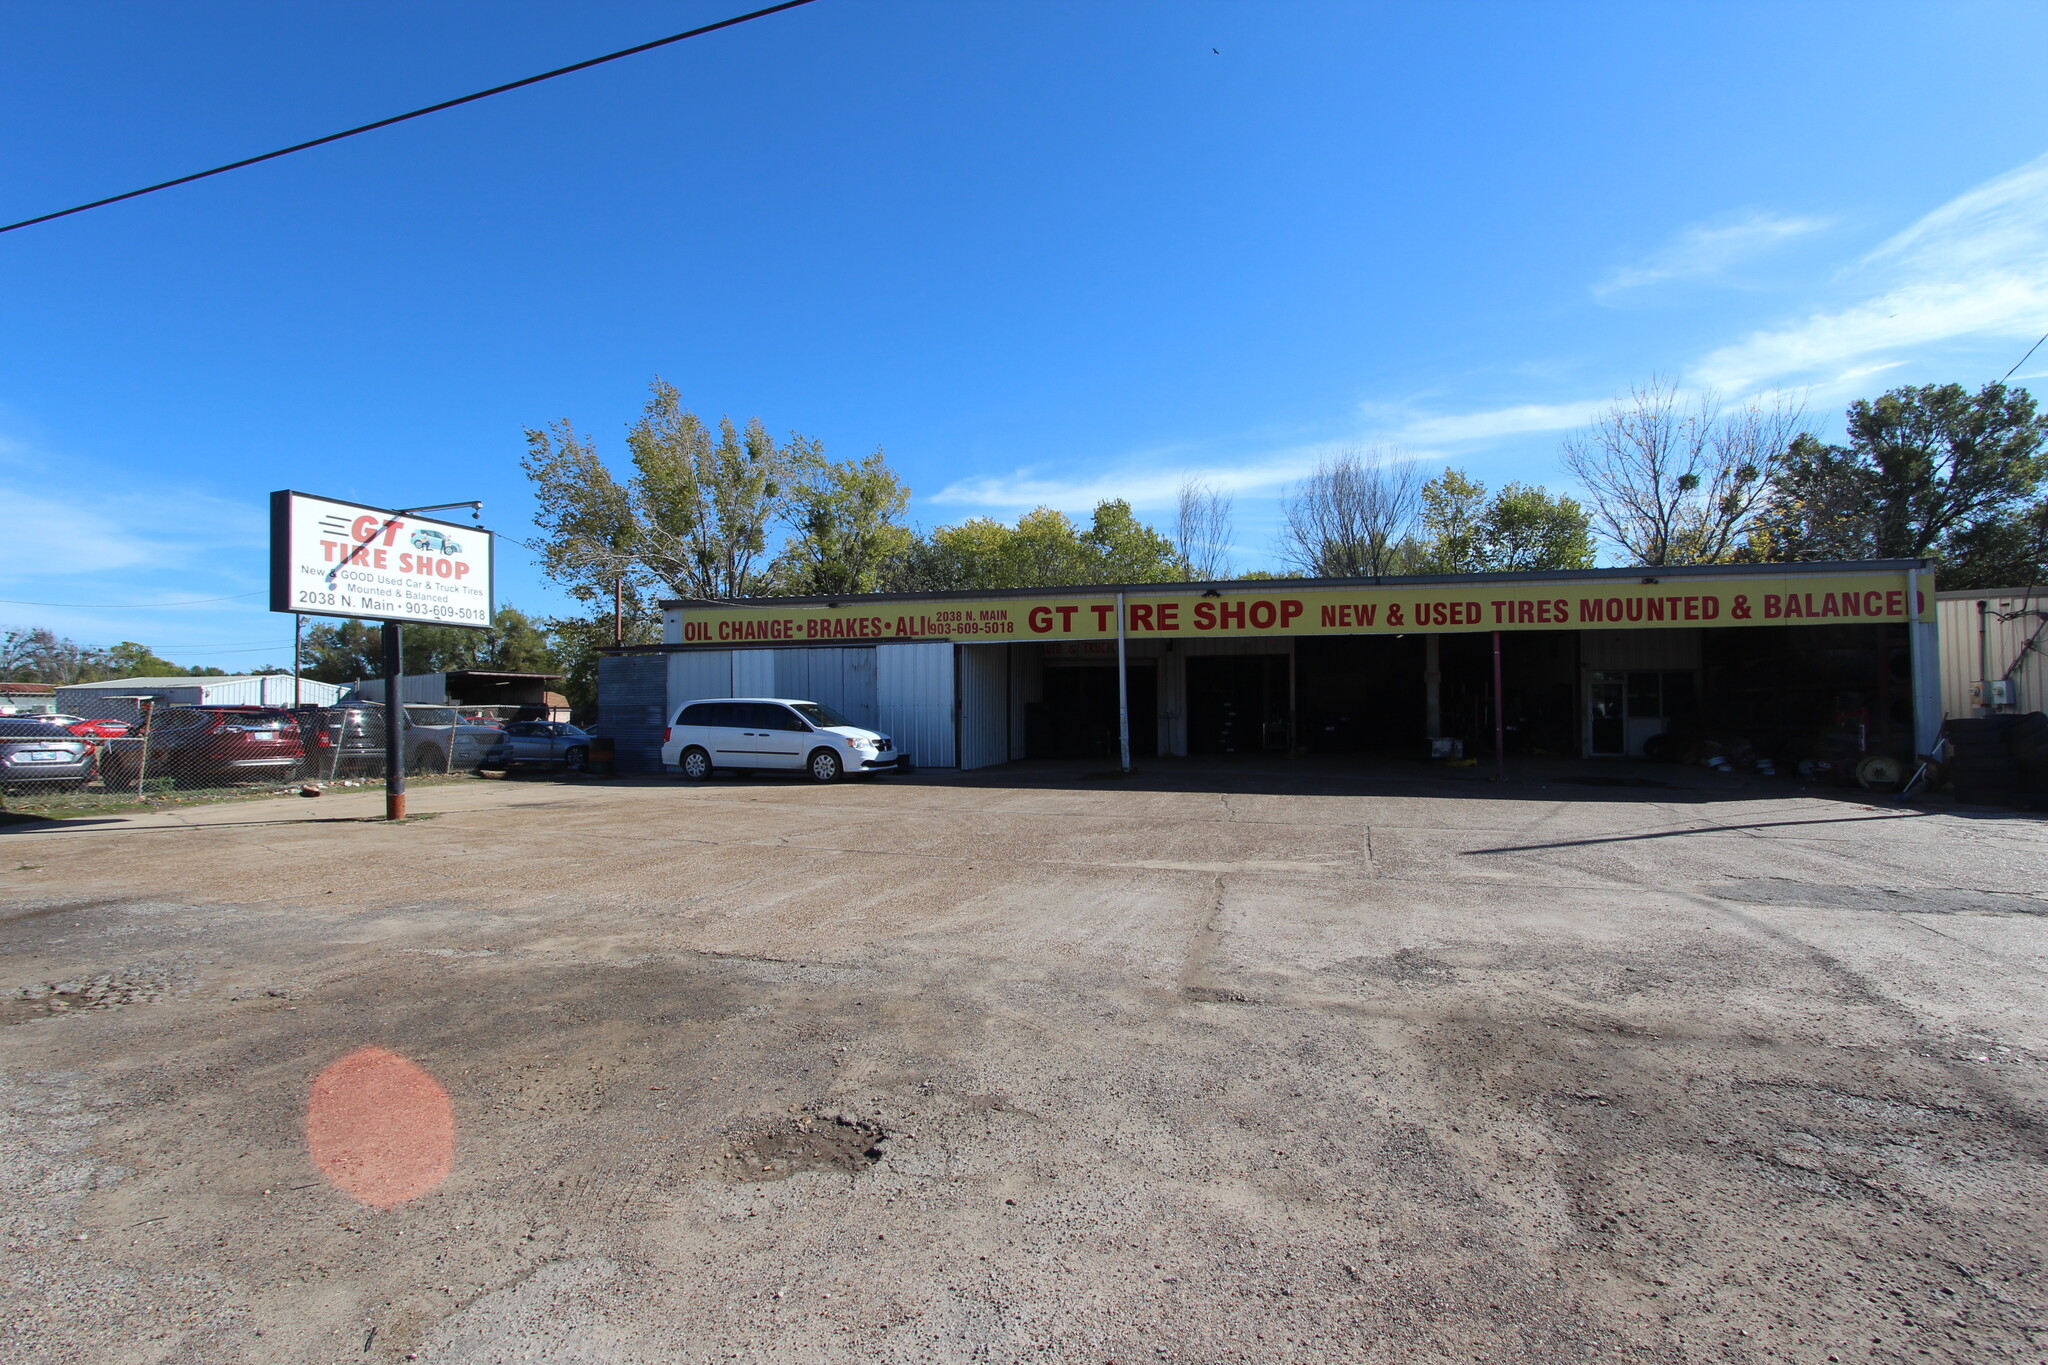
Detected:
[{"left": 270, "top": 491, "right": 494, "bottom": 820}]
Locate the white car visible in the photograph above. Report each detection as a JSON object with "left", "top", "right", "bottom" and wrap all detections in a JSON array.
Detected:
[{"left": 662, "top": 697, "right": 904, "bottom": 783}]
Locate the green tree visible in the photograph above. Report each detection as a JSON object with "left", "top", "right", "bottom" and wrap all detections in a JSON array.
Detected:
[
  {"left": 296, "top": 607, "right": 557, "bottom": 684},
  {"left": 1, "top": 627, "right": 104, "bottom": 684},
  {"left": 1478, "top": 484, "right": 1596, "bottom": 571},
  {"left": 1753, "top": 384, "right": 2047, "bottom": 585},
  {"left": 1411, "top": 470, "right": 1594, "bottom": 572},
  {"left": 1750, "top": 433, "right": 1879, "bottom": 562},
  {"left": 1845, "top": 381, "right": 2048, "bottom": 560},
  {"left": 1414, "top": 468, "right": 1488, "bottom": 572},
  {"left": 625, "top": 382, "right": 785, "bottom": 599},
  {"left": 766, "top": 444, "right": 914, "bottom": 594},
  {"left": 1940, "top": 502, "right": 2048, "bottom": 590},
  {"left": 1083, "top": 499, "right": 1185, "bottom": 582},
  {"left": 521, "top": 416, "right": 646, "bottom": 613},
  {"left": 889, "top": 501, "right": 1185, "bottom": 592}
]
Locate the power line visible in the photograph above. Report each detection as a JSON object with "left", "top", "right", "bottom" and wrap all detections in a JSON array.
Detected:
[
  {"left": 0, "top": 0, "right": 825, "bottom": 236},
  {"left": 2002, "top": 330, "right": 2048, "bottom": 383},
  {"left": 0, "top": 591, "right": 264, "bottom": 608}
]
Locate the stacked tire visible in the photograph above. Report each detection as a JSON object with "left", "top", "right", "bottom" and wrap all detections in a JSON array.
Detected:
[
  {"left": 2010, "top": 712, "right": 2048, "bottom": 800},
  {"left": 1943, "top": 713, "right": 2047, "bottom": 807}
]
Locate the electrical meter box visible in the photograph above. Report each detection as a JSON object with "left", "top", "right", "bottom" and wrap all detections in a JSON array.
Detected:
[{"left": 1971, "top": 679, "right": 2016, "bottom": 708}]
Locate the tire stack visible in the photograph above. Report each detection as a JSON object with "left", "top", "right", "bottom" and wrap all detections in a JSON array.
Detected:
[
  {"left": 2010, "top": 712, "right": 2048, "bottom": 804},
  {"left": 1943, "top": 713, "right": 2048, "bottom": 807}
]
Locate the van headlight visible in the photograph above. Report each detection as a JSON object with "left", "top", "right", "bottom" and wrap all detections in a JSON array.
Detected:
[{"left": 846, "top": 736, "right": 877, "bottom": 750}]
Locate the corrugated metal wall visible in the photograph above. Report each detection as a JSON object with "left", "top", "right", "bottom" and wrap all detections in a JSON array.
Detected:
[
  {"left": 732, "top": 650, "right": 777, "bottom": 697},
  {"left": 595, "top": 653, "right": 669, "bottom": 772},
  {"left": 1938, "top": 591, "right": 2048, "bottom": 720},
  {"left": 55, "top": 686, "right": 205, "bottom": 724},
  {"left": 666, "top": 650, "right": 734, "bottom": 723},
  {"left": 258, "top": 676, "right": 345, "bottom": 706},
  {"left": 773, "top": 647, "right": 879, "bottom": 728},
  {"left": 957, "top": 645, "right": 1010, "bottom": 769},
  {"left": 877, "top": 642, "right": 955, "bottom": 767},
  {"left": 348, "top": 675, "right": 451, "bottom": 705}
]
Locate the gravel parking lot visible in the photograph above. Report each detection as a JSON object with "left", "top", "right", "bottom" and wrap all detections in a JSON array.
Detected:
[{"left": 2, "top": 764, "right": 2044, "bottom": 1364}]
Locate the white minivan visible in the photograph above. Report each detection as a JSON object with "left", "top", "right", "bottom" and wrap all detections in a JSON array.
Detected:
[{"left": 661, "top": 697, "right": 905, "bottom": 783}]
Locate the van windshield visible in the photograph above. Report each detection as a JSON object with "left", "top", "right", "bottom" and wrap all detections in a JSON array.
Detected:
[{"left": 789, "top": 702, "right": 853, "bottom": 729}]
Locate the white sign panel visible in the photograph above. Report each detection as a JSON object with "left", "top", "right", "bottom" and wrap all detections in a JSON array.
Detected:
[{"left": 270, "top": 490, "right": 495, "bottom": 628}]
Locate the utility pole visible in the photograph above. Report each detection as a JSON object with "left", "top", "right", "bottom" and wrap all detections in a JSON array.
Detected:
[{"left": 383, "top": 622, "right": 405, "bottom": 820}]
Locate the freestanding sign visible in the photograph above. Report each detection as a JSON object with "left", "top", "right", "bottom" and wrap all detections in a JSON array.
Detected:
[
  {"left": 270, "top": 490, "right": 494, "bottom": 820},
  {"left": 270, "top": 490, "right": 494, "bottom": 626}
]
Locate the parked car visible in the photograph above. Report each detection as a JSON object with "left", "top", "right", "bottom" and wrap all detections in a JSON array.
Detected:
[
  {"left": 98, "top": 705, "right": 305, "bottom": 788},
  {"left": 29, "top": 713, "right": 132, "bottom": 740},
  {"left": 0, "top": 718, "right": 96, "bottom": 792},
  {"left": 410, "top": 527, "right": 461, "bottom": 555},
  {"left": 661, "top": 698, "right": 902, "bottom": 783},
  {"left": 293, "top": 704, "right": 502, "bottom": 776},
  {"left": 481, "top": 722, "right": 596, "bottom": 773},
  {"left": 399, "top": 705, "right": 503, "bottom": 772}
]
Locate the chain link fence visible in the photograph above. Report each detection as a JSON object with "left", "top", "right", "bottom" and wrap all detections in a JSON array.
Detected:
[{"left": 0, "top": 702, "right": 501, "bottom": 818}]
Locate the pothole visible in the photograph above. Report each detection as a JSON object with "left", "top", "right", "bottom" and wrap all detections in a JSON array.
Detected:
[
  {"left": 5, "top": 969, "right": 177, "bottom": 1024},
  {"left": 722, "top": 1113, "right": 888, "bottom": 1182}
]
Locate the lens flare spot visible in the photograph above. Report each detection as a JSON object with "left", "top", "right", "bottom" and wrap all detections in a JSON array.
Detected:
[{"left": 306, "top": 1046, "right": 454, "bottom": 1209}]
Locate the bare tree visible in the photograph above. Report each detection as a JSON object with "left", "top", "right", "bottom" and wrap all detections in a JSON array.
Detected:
[
  {"left": 1279, "top": 447, "right": 1422, "bottom": 579},
  {"left": 1174, "top": 477, "right": 1234, "bottom": 580},
  {"left": 1560, "top": 380, "right": 1804, "bottom": 566}
]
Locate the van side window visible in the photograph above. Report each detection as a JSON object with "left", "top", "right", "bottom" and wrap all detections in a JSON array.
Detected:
[
  {"left": 757, "top": 705, "right": 808, "bottom": 732},
  {"left": 678, "top": 703, "right": 722, "bottom": 726}
]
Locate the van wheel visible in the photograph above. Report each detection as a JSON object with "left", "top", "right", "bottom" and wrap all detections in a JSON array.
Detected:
[
  {"left": 807, "top": 749, "right": 843, "bottom": 783},
  {"left": 679, "top": 747, "right": 713, "bottom": 780}
]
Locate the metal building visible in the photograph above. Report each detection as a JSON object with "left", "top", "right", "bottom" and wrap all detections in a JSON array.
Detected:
[
  {"left": 596, "top": 560, "right": 1940, "bottom": 777},
  {"left": 55, "top": 674, "right": 345, "bottom": 723},
  {"left": 1937, "top": 586, "right": 2048, "bottom": 719}
]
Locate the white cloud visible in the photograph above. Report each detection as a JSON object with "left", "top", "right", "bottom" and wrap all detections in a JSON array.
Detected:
[
  {"left": 1693, "top": 153, "right": 2048, "bottom": 391},
  {"left": 930, "top": 449, "right": 1331, "bottom": 513},
  {"left": 0, "top": 482, "right": 265, "bottom": 584},
  {"left": 1387, "top": 398, "right": 1614, "bottom": 446},
  {"left": 1595, "top": 212, "right": 1831, "bottom": 296}
]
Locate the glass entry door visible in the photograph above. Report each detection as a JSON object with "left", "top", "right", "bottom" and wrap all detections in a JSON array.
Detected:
[{"left": 1588, "top": 673, "right": 1626, "bottom": 755}]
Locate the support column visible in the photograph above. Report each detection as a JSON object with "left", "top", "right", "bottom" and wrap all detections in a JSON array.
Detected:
[
  {"left": 1491, "top": 630, "right": 1505, "bottom": 783},
  {"left": 383, "top": 621, "right": 406, "bottom": 821},
  {"left": 1116, "top": 591, "right": 1131, "bottom": 773},
  {"left": 1425, "top": 634, "right": 1442, "bottom": 740},
  {"left": 1907, "top": 566, "right": 1940, "bottom": 755}
]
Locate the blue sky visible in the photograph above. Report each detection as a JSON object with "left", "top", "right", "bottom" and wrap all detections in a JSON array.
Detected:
[{"left": 5, "top": 1, "right": 2048, "bottom": 670}]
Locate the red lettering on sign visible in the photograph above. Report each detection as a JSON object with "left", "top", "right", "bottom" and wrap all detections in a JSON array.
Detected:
[
  {"left": 1249, "top": 600, "right": 1277, "bottom": 629},
  {"left": 1129, "top": 603, "right": 1154, "bottom": 630},
  {"left": 1279, "top": 599, "right": 1302, "bottom": 628},
  {"left": 1029, "top": 607, "right": 1053, "bottom": 633},
  {"left": 1218, "top": 600, "right": 1245, "bottom": 629}
]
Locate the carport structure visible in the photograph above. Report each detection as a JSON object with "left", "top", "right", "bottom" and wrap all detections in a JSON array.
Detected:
[{"left": 595, "top": 560, "right": 1938, "bottom": 778}]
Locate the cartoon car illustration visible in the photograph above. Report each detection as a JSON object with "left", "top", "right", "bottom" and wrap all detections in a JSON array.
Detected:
[{"left": 410, "top": 528, "right": 462, "bottom": 555}]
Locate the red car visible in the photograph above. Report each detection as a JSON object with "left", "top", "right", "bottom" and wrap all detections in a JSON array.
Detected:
[
  {"left": 37, "top": 713, "right": 132, "bottom": 740},
  {"left": 100, "top": 705, "right": 306, "bottom": 788}
]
